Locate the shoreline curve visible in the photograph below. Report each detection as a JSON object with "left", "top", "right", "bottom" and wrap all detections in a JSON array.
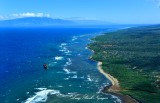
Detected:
[{"left": 97, "top": 62, "right": 138, "bottom": 103}]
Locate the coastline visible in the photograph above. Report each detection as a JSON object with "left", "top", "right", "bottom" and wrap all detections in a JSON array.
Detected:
[
  {"left": 88, "top": 25, "right": 160, "bottom": 103},
  {"left": 97, "top": 62, "right": 120, "bottom": 92},
  {"left": 97, "top": 62, "right": 138, "bottom": 103}
]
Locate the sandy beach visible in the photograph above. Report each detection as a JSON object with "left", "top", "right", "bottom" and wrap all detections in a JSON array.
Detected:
[
  {"left": 97, "top": 62, "right": 138, "bottom": 103},
  {"left": 97, "top": 62, "right": 120, "bottom": 92}
]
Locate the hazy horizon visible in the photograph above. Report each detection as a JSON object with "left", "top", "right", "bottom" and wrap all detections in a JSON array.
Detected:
[{"left": 0, "top": 0, "right": 160, "bottom": 24}]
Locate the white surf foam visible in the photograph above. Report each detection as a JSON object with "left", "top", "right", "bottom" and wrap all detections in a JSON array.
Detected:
[
  {"left": 36, "top": 88, "right": 47, "bottom": 91},
  {"left": 59, "top": 49, "right": 65, "bottom": 52},
  {"left": 64, "top": 77, "right": 70, "bottom": 80},
  {"left": 85, "top": 47, "right": 88, "bottom": 49},
  {"left": 63, "top": 58, "right": 76, "bottom": 74},
  {"left": 62, "top": 47, "right": 67, "bottom": 51},
  {"left": 97, "top": 85, "right": 104, "bottom": 94},
  {"left": 63, "top": 68, "right": 71, "bottom": 74},
  {"left": 80, "top": 76, "right": 84, "bottom": 79},
  {"left": 63, "top": 68, "right": 76, "bottom": 74},
  {"left": 59, "top": 43, "right": 72, "bottom": 55},
  {"left": 61, "top": 43, "right": 67, "bottom": 46},
  {"left": 67, "top": 92, "right": 76, "bottom": 95},
  {"left": 58, "top": 85, "right": 63, "bottom": 88},
  {"left": 71, "top": 75, "right": 77, "bottom": 78},
  {"left": 17, "top": 98, "right": 20, "bottom": 101},
  {"left": 71, "top": 35, "right": 86, "bottom": 42},
  {"left": 24, "top": 88, "right": 60, "bottom": 103},
  {"left": 111, "top": 95, "right": 122, "bottom": 103},
  {"left": 72, "top": 36, "right": 77, "bottom": 41},
  {"left": 97, "top": 83, "right": 110, "bottom": 94},
  {"left": 55, "top": 56, "right": 63, "bottom": 60},
  {"left": 64, "top": 50, "right": 71, "bottom": 54},
  {"left": 59, "top": 43, "right": 67, "bottom": 48},
  {"left": 23, "top": 88, "right": 80, "bottom": 103},
  {"left": 87, "top": 75, "right": 93, "bottom": 82},
  {"left": 64, "top": 58, "right": 72, "bottom": 66}
]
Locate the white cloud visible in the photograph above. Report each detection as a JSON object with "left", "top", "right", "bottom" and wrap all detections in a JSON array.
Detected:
[
  {"left": 0, "top": 12, "right": 51, "bottom": 20},
  {"left": 12, "top": 12, "right": 50, "bottom": 18}
]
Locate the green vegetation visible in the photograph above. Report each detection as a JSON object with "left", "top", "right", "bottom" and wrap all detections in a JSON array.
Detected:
[{"left": 88, "top": 25, "right": 160, "bottom": 103}]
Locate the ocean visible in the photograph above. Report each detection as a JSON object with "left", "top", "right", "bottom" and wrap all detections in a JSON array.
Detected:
[{"left": 0, "top": 27, "right": 121, "bottom": 103}]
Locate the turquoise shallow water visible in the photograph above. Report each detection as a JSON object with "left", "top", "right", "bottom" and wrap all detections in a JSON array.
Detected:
[{"left": 0, "top": 27, "right": 121, "bottom": 103}]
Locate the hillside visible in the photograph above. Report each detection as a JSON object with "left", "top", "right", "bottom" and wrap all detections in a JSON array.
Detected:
[{"left": 0, "top": 17, "right": 75, "bottom": 27}]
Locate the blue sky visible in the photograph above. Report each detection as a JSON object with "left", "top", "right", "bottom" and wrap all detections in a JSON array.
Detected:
[{"left": 0, "top": 0, "right": 160, "bottom": 24}]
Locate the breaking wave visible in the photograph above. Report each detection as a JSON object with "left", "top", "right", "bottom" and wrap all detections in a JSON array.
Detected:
[
  {"left": 55, "top": 56, "right": 63, "bottom": 60},
  {"left": 63, "top": 58, "right": 76, "bottom": 74},
  {"left": 59, "top": 43, "right": 72, "bottom": 55},
  {"left": 86, "top": 75, "right": 93, "bottom": 82},
  {"left": 63, "top": 68, "right": 76, "bottom": 74},
  {"left": 64, "top": 58, "right": 72, "bottom": 66},
  {"left": 71, "top": 36, "right": 77, "bottom": 41},
  {"left": 23, "top": 88, "right": 80, "bottom": 103},
  {"left": 23, "top": 88, "right": 60, "bottom": 103}
]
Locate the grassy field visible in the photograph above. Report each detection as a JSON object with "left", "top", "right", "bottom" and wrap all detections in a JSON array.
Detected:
[{"left": 88, "top": 25, "right": 160, "bottom": 103}]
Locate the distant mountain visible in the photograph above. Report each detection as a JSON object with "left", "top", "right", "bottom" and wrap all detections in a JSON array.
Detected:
[
  {"left": 73, "top": 20, "right": 114, "bottom": 25},
  {"left": 0, "top": 17, "right": 114, "bottom": 27},
  {"left": 0, "top": 17, "right": 75, "bottom": 27}
]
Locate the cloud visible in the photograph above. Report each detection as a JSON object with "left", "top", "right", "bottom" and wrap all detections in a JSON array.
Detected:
[
  {"left": 0, "top": 12, "right": 51, "bottom": 20},
  {"left": 12, "top": 12, "right": 50, "bottom": 18}
]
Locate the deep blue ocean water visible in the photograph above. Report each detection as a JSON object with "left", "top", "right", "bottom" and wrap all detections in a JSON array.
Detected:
[{"left": 0, "top": 27, "right": 122, "bottom": 103}]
